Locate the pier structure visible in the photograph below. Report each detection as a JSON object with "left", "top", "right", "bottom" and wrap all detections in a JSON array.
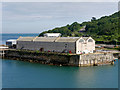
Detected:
[
  {"left": 3, "top": 49, "right": 115, "bottom": 66},
  {"left": 78, "top": 53, "right": 114, "bottom": 66},
  {"left": 0, "top": 46, "right": 8, "bottom": 58},
  {"left": 0, "top": 50, "right": 5, "bottom": 57}
]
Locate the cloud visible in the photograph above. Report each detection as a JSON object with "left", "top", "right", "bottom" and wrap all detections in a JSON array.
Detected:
[
  {"left": 2, "top": 2, "right": 118, "bottom": 33},
  {"left": 3, "top": 2, "right": 118, "bottom": 21}
]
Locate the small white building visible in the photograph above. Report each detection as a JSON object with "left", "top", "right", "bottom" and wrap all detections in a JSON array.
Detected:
[
  {"left": 44, "top": 33, "right": 61, "bottom": 37},
  {"left": 17, "top": 36, "right": 95, "bottom": 54},
  {"left": 6, "top": 39, "right": 17, "bottom": 47}
]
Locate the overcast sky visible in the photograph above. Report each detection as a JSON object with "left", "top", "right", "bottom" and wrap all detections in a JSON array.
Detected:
[{"left": 2, "top": 2, "right": 118, "bottom": 33}]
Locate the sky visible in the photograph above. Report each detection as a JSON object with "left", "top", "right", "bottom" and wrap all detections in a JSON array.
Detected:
[
  {"left": 2, "top": 1, "right": 119, "bottom": 33},
  {"left": 1, "top": 0, "right": 120, "bottom": 2}
]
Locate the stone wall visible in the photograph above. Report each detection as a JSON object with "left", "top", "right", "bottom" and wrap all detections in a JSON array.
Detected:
[
  {"left": 79, "top": 53, "right": 114, "bottom": 66},
  {"left": 113, "top": 53, "right": 120, "bottom": 58},
  {"left": 17, "top": 41, "right": 76, "bottom": 53},
  {"left": 4, "top": 50, "right": 114, "bottom": 67},
  {"left": 4, "top": 50, "right": 79, "bottom": 66}
]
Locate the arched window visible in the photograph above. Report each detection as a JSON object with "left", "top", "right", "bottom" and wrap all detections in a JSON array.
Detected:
[
  {"left": 88, "top": 39, "right": 93, "bottom": 42},
  {"left": 79, "top": 39, "right": 84, "bottom": 43}
]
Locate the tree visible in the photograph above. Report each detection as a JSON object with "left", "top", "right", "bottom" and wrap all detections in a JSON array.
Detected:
[
  {"left": 91, "top": 17, "right": 96, "bottom": 21},
  {"left": 38, "top": 11, "right": 120, "bottom": 43}
]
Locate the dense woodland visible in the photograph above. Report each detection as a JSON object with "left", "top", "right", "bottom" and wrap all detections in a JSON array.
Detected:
[{"left": 39, "top": 11, "right": 120, "bottom": 43}]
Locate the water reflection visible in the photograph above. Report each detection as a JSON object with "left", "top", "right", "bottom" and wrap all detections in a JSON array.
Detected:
[{"left": 2, "top": 59, "right": 118, "bottom": 88}]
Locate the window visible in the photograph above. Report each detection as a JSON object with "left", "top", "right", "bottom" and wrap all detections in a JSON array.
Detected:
[
  {"left": 79, "top": 39, "right": 84, "bottom": 42},
  {"left": 65, "top": 44, "right": 67, "bottom": 48},
  {"left": 6, "top": 42, "right": 12, "bottom": 46},
  {"left": 88, "top": 39, "right": 93, "bottom": 42}
]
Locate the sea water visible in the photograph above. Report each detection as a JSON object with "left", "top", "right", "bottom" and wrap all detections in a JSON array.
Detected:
[{"left": 2, "top": 59, "right": 118, "bottom": 88}]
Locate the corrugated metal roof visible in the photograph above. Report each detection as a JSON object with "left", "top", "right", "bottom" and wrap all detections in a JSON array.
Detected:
[
  {"left": 34, "top": 37, "right": 57, "bottom": 42},
  {"left": 17, "top": 36, "right": 91, "bottom": 42},
  {"left": 17, "top": 37, "right": 35, "bottom": 41},
  {"left": 56, "top": 37, "right": 79, "bottom": 42}
]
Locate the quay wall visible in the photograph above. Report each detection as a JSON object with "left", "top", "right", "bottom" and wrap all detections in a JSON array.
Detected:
[
  {"left": 4, "top": 50, "right": 114, "bottom": 66},
  {"left": 79, "top": 53, "right": 114, "bottom": 66},
  {"left": 113, "top": 53, "right": 120, "bottom": 58},
  {"left": 4, "top": 50, "right": 79, "bottom": 66}
]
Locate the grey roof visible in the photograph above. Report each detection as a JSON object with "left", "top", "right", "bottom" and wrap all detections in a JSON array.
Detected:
[
  {"left": 56, "top": 37, "right": 79, "bottom": 42},
  {"left": 34, "top": 37, "right": 57, "bottom": 42},
  {"left": 17, "top": 36, "right": 91, "bottom": 42},
  {"left": 17, "top": 37, "right": 35, "bottom": 41}
]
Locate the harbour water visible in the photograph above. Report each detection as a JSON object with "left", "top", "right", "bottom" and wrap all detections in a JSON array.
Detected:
[
  {"left": 1, "top": 33, "right": 119, "bottom": 88},
  {"left": 2, "top": 59, "right": 118, "bottom": 88}
]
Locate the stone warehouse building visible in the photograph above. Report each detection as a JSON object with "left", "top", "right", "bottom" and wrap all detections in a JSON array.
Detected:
[{"left": 17, "top": 36, "right": 95, "bottom": 54}]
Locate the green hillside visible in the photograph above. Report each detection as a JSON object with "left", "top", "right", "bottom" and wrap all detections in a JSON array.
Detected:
[{"left": 39, "top": 11, "right": 120, "bottom": 42}]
